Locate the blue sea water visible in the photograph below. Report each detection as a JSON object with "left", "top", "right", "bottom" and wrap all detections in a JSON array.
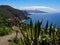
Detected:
[{"left": 25, "top": 13, "right": 60, "bottom": 28}]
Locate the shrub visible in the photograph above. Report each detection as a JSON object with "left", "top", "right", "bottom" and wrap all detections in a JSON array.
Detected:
[
  {"left": 20, "top": 20, "right": 59, "bottom": 45},
  {"left": 9, "top": 20, "right": 60, "bottom": 45},
  {"left": 0, "top": 26, "right": 13, "bottom": 36}
]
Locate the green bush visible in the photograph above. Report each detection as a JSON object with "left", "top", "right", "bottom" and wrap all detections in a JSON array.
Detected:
[
  {"left": 19, "top": 20, "right": 59, "bottom": 45},
  {"left": 9, "top": 20, "right": 60, "bottom": 45},
  {"left": 0, "top": 26, "right": 13, "bottom": 36},
  {"left": 13, "top": 38, "right": 20, "bottom": 44}
]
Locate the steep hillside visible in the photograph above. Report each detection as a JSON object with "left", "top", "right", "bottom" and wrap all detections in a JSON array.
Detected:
[{"left": 0, "top": 5, "right": 28, "bottom": 20}]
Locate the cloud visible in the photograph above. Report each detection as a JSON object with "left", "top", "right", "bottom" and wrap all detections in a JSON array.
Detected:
[{"left": 19, "top": 6, "right": 59, "bottom": 12}]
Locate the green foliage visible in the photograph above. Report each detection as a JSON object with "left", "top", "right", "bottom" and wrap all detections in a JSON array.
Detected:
[
  {"left": 19, "top": 20, "right": 43, "bottom": 45},
  {"left": 49, "top": 23, "right": 53, "bottom": 36},
  {"left": 20, "top": 20, "right": 60, "bottom": 45},
  {"left": 30, "top": 19, "right": 33, "bottom": 40},
  {"left": 9, "top": 20, "right": 60, "bottom": 45},
  {"left": 0, "top": 26, "right": 14, "bottom": 36},
  {"left": 45, "top": 21, "right": 48, "bottom": 34},
  {"left": 13, "top": 38, "right": 20, "bottom": 44}
]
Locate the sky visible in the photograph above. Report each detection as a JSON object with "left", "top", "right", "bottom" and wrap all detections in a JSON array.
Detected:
[{"left": 0, "top": 0, "right": 60, "bottom": 12}]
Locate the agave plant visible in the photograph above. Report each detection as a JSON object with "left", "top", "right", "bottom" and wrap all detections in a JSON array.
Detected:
[
  {"left": 18, "top": 20, "right": 59, "bottom": 45},
  {"left": 20, "top": 20, "right": 43, "bottom": 45},
  {"left": 44, "top": 21, "right": 48, "bottom": 34}
]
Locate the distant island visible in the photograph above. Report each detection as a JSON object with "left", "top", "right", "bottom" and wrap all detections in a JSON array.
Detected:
[{"left": 23, "top": 9, "right": 47, "bottom": 14}]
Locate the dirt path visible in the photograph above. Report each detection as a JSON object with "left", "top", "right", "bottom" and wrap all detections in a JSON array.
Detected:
[{"left": 0, "top": 33, "right": 21, "bottom": 45}]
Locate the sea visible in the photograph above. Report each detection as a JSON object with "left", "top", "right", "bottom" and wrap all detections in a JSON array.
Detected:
[{"left": 25, "top": 13, "right": 60, "bottom": 28}]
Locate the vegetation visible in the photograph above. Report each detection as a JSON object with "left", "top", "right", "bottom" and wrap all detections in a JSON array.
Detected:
[
  {"left": 0, "top": 5, "right": 29, "bottom": 36},
  {"left": 0, "top": 15, "right": 21, "bottom": 36},
  {"left": 0, "top": 26, "right": 14, "bottom": 36},
  {"left": 0, "top": 5, "right": 28, "bottom": 36},
  {"left": 9, "top": 19, "right": 60, "bottom": 45},
  {"left": 0, "top": 4, "right": 59, "bottom": 45},
  {"left": 0, "top": 18, "right": 15, "bottom": 36}
]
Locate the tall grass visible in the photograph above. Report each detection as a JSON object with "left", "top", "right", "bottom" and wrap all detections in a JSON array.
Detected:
[{"left": 10, "top": 19, "right": 60, "bottom": 45}]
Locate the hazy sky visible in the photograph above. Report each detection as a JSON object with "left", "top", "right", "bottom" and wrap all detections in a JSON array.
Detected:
[{"left": 0, "top": 0, "right": 60, "bottom": 12}]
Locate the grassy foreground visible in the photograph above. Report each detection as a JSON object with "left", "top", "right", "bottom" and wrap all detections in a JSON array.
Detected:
[
  {"left": 9, "top": 19, "right": 60, "bottom": 45},
  {"left": 0, "top": 26, "right": 14, "bottom": 36}
]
